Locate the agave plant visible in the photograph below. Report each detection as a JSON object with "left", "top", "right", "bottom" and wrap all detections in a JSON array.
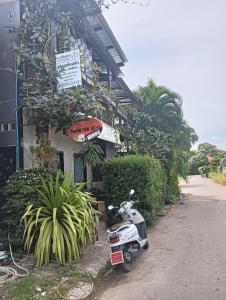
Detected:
[{"left": 21, "top": 171, "right": 96, "bottom": 266}]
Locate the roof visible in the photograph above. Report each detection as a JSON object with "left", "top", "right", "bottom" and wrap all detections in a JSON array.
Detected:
[
  {"left": 86, "top": 13, "right": 127, "bottom": 67},
  {"left": 80, "top": 17, "right": 123, "bottom": 76},
  {"left": 61, "top": 0, "right": 127, "bottom": 75}
]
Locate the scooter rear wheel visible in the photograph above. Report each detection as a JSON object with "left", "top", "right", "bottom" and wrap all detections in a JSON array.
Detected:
[
  {"left": 143, "top": 241, "right": 149, "bottom": 249},
  {"left": 121, "top": 251, "right": 132, "bottom": 273}
]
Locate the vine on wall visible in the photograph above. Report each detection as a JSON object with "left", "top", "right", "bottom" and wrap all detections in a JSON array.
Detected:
[{"left": 13, "top": 0, "right": 120, "bottom": 166}]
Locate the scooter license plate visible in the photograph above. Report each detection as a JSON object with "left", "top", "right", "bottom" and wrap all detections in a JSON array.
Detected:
[{"left": 110, "top": 251, "right": 124, "bottom": 265}]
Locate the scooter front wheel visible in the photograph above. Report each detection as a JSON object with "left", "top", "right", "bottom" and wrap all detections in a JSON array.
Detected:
[{"left": 121, "top": 251, "right": 132, "bottom": 273}]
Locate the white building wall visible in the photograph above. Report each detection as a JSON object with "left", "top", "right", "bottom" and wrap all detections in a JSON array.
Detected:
[
  {"left": 22, "top": 124, "right": 82, "bottom": 181},
  {"left": 22, "top": 113, "right": 116, "bottom": 184}
]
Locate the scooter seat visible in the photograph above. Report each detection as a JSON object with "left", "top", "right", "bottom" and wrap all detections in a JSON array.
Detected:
[{"left": 109, "top": 221, "right": 131, "bottom": 232}]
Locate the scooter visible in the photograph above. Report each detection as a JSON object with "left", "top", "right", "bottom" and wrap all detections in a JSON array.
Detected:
[{"left": 107, "top": 189, "right": 149, "bottom": 272}]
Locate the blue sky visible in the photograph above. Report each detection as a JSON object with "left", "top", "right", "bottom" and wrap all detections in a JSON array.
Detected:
[{"left": 104, "top": 0, "right": 226, "bottom": 149}]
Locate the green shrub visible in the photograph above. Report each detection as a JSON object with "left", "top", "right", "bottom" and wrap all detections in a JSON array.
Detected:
[
  {"left": 102, "top": 155, "right": 166, "bottom": 225},
  {"left": 22, "top": 171, "right": 96, "bottom": 266},
  {"left": 0, "top": 168, "right": 49, "bottom": 251}
]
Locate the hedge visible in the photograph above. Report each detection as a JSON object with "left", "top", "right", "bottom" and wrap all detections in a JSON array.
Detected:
[
  {"left": 0, "top": 168, "right": 50, "bottom": 252},
  {"left": 102, "top": 155, "right": 167, "bottom": 225}
]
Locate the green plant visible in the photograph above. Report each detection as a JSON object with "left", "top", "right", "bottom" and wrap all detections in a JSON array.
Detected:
[
  {"left": 79, "top": 141, "right": 104, "bottom": 167},
  {"left": 102, "top": 155, "right": 166, "bottom": 225},
  {"left": 77, "top": 141, "right": 104, "bottom": 188},
  {"left": 21, "top": 171, "right": 96, "bottom": 266},
  {"left": 0, "top": 168, "right": 49, "bottom": 251}
]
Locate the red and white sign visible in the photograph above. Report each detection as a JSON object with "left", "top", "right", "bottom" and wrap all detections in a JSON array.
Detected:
[
  {"left": 67, "top": 118, "right": 120, "bottom": 144},
  {"left": 67, "top": 118, "right": 102, "bottom": 142}
]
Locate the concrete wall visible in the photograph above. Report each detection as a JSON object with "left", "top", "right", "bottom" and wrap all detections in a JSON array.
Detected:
[{"left": 23, "top": 123, "right": 83, "bottom": 181}]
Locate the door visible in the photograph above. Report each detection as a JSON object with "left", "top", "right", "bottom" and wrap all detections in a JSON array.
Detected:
[{"left": 74, "top": 155, "right": 84, "bottom": 183}]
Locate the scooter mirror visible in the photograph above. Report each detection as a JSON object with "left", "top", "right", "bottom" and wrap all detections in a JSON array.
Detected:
[
  {"left": 108, "top": 205, "right": 114, "bottom": 210},
  {"left": 130, "top": 189, "right": 135, "bottom": 196}
]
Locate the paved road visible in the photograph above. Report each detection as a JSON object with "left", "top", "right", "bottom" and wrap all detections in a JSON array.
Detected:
[{"left": 98, "top": 176, "right": 226, "bottom": 300}]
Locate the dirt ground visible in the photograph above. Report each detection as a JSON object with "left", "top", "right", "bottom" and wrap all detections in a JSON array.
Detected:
[{"left": 97, "top": 175, "right": 226, "bottom": 300}]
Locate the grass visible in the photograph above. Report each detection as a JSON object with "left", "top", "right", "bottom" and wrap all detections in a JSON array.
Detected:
[
  {"left": 210, "top": 172, "right": 226, "bottom": 185},
  {"left": 2, "top": 265, "right": 93, "bottom": 300},
  {"left": 4, "top": 275, "right": 57, "bottom": 300},
  {"left": 3, "top": 275, "right": 56, "bottom": 300},
  {"left": 1, "top": 262, "right": 114, "bottom": 300},
  {"left": 6, "top": 276, "right": 35, "bottom": 300}
]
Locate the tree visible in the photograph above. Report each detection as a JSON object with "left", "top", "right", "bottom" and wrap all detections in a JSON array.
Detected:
[
  {"left": 198, "top": 143, "right": 219, "bottom": 156},
  {"left": 189, "top": 143, "right": 226, "bottom": 175},
  {"left": 188, "top": 152, "right": 206, "bottom": 175},
  {"left": 135, "top": 79, "right": 183, "bottom": 132},
  {"left": 117, "top": 79, "right": 197, "bottom": 201}
]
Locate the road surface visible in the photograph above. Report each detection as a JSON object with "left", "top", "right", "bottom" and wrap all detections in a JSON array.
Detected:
[{"left": 97, "top": 176, "right": 226, "bottom": 300}]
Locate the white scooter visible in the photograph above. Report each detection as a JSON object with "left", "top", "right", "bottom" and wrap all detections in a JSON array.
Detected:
[{"left": 107, "top": 189, "right": 149, "bottom": 272}]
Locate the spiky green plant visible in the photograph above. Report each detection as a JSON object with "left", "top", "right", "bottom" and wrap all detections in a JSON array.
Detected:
[
  {"left": 79, "top": 141, "right": 104, "bottom": 167},
  {"left": 21, "top": 171, "right": 96, "bottom": 266}
]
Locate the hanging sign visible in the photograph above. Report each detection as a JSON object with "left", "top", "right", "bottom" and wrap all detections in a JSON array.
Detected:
[
  {"left": 56, "top": 49, "right": 82, "bottom": 90},
  {"left": 67, "top": 119, "right": 103, "bottom": 142},
  {"left": 67, "top": 119, "right": 120, "bottom": 144}
]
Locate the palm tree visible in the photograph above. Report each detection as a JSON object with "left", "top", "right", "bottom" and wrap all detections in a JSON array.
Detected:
[{"left": 136, "top": 79, "right": 183, "bottom": 132}]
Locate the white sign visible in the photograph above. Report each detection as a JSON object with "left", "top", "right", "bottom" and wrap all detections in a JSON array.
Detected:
[{"left": 56, "top": 50, "right": 82, "bottom": 90}]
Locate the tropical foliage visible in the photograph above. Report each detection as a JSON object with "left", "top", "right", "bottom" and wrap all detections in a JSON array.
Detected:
[
  {"left": 15, "top": 0, "right": 103, "bottom": 131},
  {"left": 21, "top": 172, "right": 96, "bottom": 266},
  {"left": 137, "top": 79, "right": 183, "bottom": 131},
  {"left": 117, "top": 79, "right": 197, "bottom": 201},
  {"left": 12, "top": 0, "right": 119, "bottom": 170}
]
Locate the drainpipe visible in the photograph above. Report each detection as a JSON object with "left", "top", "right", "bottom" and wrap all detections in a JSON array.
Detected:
[{"left": 15, "top": 62, "right": 20, "bottom": 170}]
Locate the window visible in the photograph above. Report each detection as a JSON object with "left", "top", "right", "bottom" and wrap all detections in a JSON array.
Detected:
[
  {"left": 56, "top": 152, "right": 64, "bottom": 173},
  {"left": 10, "top": 123, "right": 16, "bottom": 131},
  {"left": 0, "top": 123, "right": 16, "bottom": 132},
  {"left": 1, "top": 123, "right": 8, "bottom": 131}
]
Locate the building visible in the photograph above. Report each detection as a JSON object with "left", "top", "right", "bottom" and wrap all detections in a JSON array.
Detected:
[{"left": 0, "top": 0, "right": 136, "bottom": 187}]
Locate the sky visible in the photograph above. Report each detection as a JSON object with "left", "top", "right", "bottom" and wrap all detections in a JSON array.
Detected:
[{"left": 104, "top": 0, "right": 226, "bottom": 150}]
